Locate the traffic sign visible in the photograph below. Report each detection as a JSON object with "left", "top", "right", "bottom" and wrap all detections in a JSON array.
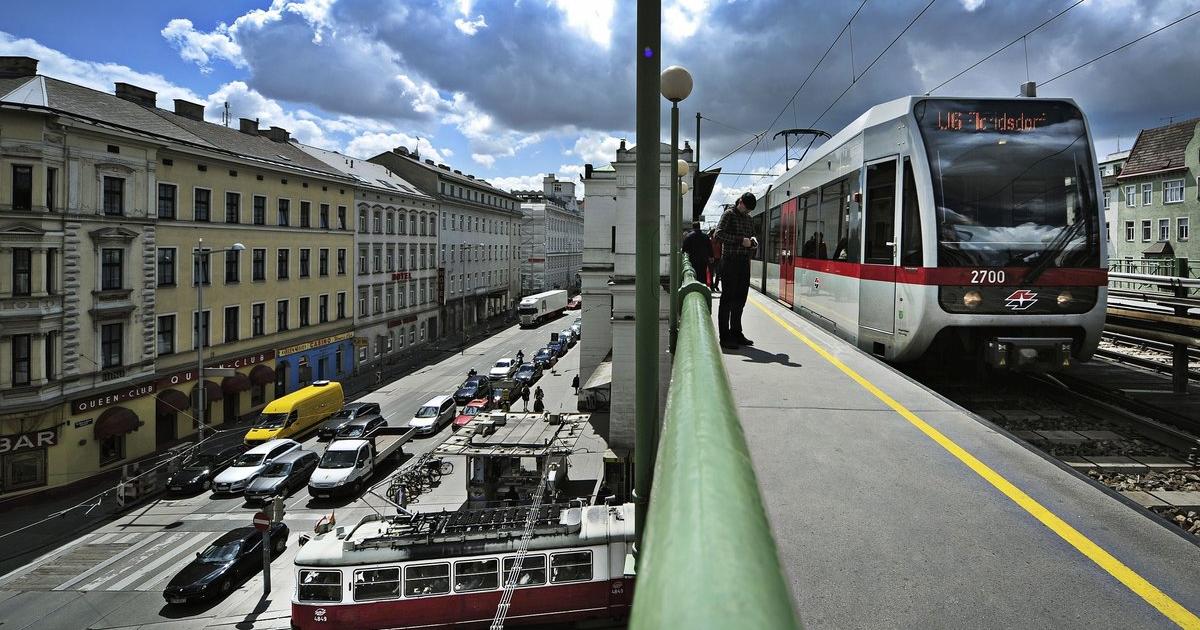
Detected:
[{"left": 253, "top": 511, "right": 271, "bottom": 531}]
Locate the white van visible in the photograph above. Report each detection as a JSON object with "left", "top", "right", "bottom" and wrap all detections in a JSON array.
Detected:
[{"left": 408, "top": 395, "right": 456, "bottom": 435}]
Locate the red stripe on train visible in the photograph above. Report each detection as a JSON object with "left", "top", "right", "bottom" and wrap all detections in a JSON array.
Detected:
[{"left": 788, "top": 259, "right": 1107, "bottom": 286}]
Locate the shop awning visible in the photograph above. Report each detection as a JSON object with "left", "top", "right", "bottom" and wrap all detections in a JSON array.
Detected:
[
  {"left": 249, "top": 364, "right": 275, "bottom": 386},
  {"left": 191, "top": 380, "right": 224, "bottom": 402},
  {"left": 94, "top": 406, "right": 140, "bottom": 440},
  {"left": 222, "top": 373, "right": 252, "bottom": 394},
  {"left": 156, "top": 389, "right": 190, "bottom": 414}
]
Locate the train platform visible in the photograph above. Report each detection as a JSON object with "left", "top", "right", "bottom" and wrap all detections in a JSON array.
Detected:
[{"left": 717, "top": 292, "right": 1200, "bottom": 629}]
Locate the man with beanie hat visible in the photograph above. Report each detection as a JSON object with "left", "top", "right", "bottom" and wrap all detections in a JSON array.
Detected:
[{"left": 713, "top": 192, "right": 758, "bottom": 350}]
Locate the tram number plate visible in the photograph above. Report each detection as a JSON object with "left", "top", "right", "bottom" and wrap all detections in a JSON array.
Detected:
[{"left": 969, "top": 269, "right": 1007, "bottom": 284}]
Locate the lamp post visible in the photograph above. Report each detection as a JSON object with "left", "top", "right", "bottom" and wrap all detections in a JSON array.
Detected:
[
  {"left": 194, "top": 239, "right": 244, "bottom": 444},
  {"left": 661, "top": 65, "right": 693, "bottom": 351}
]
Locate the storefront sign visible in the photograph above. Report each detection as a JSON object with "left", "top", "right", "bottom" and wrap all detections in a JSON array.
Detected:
[
  {"left": 74, "top": 418, "right": 94, "bottom": 429},
  {"left": 438, "top": 267, "right": 446, "bottom": 305},
  {"left": 155, "top": 350, "right": 277, "bottom": 388},
  {"left": 391, "top": 271, "right": 412, "bottom": 281},
  {"left": 72, "top": 383, "right": 157, "bottom": 414},
  {"left": 277, "top": 332, "right": 354, "bottom": 357},
  {"left": 0, "top": 428, "right": 58, "bottom": 454}
]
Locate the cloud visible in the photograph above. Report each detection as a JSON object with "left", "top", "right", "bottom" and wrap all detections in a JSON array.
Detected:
[
  {"left": 160, "top": 18, "right": 244, "bottom": 72},
  {"left": 489, "top": 174, "right": 546, "bottom": 192},
  {"left": 664, "top": 0, "right": 712, "bottom": 43},
  {"left": 569, "top": 133, "right": 625, "bottom": 164},
  {"left": 454, "top": 15, "right": 488, "bottom": 36},
  {"left": 960, "top": 0, "right": 986, "bottom": 10},
  {"left": 551, "top": 0, "right": 617, "bottom": 48},
  {"left": 344, "top": 132, "right": 452, "bottom": 163}
]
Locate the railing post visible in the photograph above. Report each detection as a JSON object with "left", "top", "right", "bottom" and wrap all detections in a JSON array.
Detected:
[{"left": 1171, "top": 256, "right": 1189, "bottom": 394}]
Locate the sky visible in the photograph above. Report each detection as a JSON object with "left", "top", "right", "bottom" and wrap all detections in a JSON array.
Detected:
[{"left": 3, "top": 0, "right": 1199, "bottom": 223}]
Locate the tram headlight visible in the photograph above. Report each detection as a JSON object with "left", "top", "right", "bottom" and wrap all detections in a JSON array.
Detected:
[
  {"left": 1056, "top": 290, "right": 1074, "bottom": 307},
  {"left": 962, "top": 290, "right": 983, "bottom": 308}
]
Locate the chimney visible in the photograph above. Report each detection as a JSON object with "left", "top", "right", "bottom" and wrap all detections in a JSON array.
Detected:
[
  {"left": 467, "top": 174, "right": 475, "bottom": 180},
  {"left": 173, "top": 99, "right": 205, "bottom": 121},
  {"left": 453, "top": 169, "right": 462, "bottom": 174},
  {"left": 238, "top": 118, "right": 258, "bottom": 135},
  {"left": 114, "top": 82, "right": 157, "bottom": 107},
  {"left": 266, "top": 126, "right": 290, "bottom": 142},
  {"left": 437, "top": 163, "right": 450, "bottom": 171},
  {"left": 584, "top": 164, "right": 593, "bottom": 179},
  {"left": 619, "top": 138, "right": 626, "bottom": 151},
  {"left": 0, "top": 57, "right": 38, "bottom": 78},
  {"left": 395, "top": 146, "right": 410, "bottom": 156},
  {"left": 424, "top": 159, "right": 435, "bottom": 165}
]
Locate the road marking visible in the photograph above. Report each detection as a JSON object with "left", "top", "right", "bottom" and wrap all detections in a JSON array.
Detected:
[
  {"left": 53, "top": 532, "right": 165, "bottom": 591},
  {"left": 114, "top": 532, "right": 141, "bottom": 543},
  {"left": 80, "top": 532, "right": 186, "bottom": 591},
  {"left": 140, "top": 533, "right": 221, "bottom": 591},
  {"left": 750, "top": 297, "right": 1200, "bottom": 630},
  {"left": 0, "top": 533, "right": 96, "bottom": 584},
  {"left": 91, "top": 533, "right": 120, "bottom": 544},
  {"left": 106, "top": 531, "right": 211, "bottom": 591}
]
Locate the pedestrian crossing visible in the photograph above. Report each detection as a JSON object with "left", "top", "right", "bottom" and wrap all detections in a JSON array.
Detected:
[{"left": 0, "top": 529, "right": 303, "bottom": 593}]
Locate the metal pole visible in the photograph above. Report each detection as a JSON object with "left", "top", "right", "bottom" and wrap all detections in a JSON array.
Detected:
[
  {"left": 196, "top": 238, "right": 205, "bottom": 444},
  {"left": 695, "top": 112, "right": 701, "bottom": 175},
  {"left": 262, "top": 528, "right": 272, "bottom": 594},
  {"left": 1172, "top": 256, "right": 1189, "bottom": 394},
  {"left": 669, "top": 103, "right": 680, "bottom": 352},
  {"left": 634, "top": 0, "right": 661, "bottom": 547}
]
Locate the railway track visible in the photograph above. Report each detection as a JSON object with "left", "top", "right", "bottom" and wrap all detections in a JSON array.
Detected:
[{"left": 1096, "top": 332, "right": 1200, "bottom": 380}]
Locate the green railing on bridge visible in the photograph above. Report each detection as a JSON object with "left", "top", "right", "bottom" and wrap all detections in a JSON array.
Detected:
[{"left": 629, "top": 258, "right": 802, "bottom": 630}]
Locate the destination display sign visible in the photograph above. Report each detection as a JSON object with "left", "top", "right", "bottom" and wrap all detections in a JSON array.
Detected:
[{"left": 933, "top": 110, "right": 1048, "bottom": 133}]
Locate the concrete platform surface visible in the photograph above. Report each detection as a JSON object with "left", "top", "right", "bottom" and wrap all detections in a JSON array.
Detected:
[{"left": 716, "top": 293, "right": 1200, "bottom": 630}]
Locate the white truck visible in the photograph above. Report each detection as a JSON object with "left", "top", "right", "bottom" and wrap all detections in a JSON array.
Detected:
[
  {"left": 307, "top": 429, "right": 413, "bottom": 498},
  {"left": 518, "top": 290, "right": 567, "bottom": 328}
]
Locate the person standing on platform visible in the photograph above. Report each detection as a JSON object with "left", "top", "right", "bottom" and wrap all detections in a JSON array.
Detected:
[
  {"left": 708, "top": 228, "right": 722, "bottom": 290},
  {"left": 714, "top": 192, "right": 758, "bottom": 350},
  {"left": 521, "top": 387, "right": 530, "bottom": 411},
  {"left": 533, "top": 385, "right": 545, "bottom": 413},
  {"left": 681, "top": 221, "right": 713, "bottom": 286}
]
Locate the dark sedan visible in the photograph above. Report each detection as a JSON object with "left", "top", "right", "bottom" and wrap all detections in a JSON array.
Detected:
[
  {"left": 514, "top": 362, "right": 543, "bottom": 385},
  {"left": 333, "top": 415, "right": 386, "bottom": 440},
  {"left": 165, "top": 444, "right": 246, "bottom": 494},
  {"left": 163, "top": 523, "right": 288, "bottom": 604},
  {"left": 548, "top": 339, "right": 568, "bottom": 357},
  {"left": 244, "top": 450, "right": 319, "bottom": 503},
  {"left": 454, "top": 376, "right": 493, "bottom": 406},
  {"left": 317, "top": 402, "right": 382, "bottom": 441},
  {"left": 533, "top": 348, "right": 557, "bottom": 369}
]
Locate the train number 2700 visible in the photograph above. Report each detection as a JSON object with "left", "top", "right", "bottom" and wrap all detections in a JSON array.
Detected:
[{"left": 969, "top": 270, "right": 1007, "bottom": 284}]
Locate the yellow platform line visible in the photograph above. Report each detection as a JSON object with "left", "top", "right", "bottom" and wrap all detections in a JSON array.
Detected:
[{"left": 750, "top": 297, "right": 1200, "bottom": 629}]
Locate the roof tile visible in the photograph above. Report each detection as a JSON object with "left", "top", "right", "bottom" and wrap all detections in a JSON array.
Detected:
[{"left": 1119, "top": 118, "right": 1200, "bottom": 178}]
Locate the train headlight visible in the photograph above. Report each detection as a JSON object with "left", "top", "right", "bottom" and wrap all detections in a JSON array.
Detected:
[
  {"left": 962, "top": 290, "right": 983, "bottom": 308},
  {"left": 1056, "top": 291, "right": 1073, "bottom": 307}
]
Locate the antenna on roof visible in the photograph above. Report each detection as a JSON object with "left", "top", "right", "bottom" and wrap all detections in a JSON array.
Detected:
[
  {"left": 222, "top": 102, "right": 231, "bottom": 127},
  {"left": 414, "top": 137, "right": 421, "bottom": 160},
  {"left": 1160, "top": 115, "right": 1178, "bottom": 125}
]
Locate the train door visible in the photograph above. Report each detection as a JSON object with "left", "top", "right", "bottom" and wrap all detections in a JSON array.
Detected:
[
  {"left": 859, "top": 158, "right": 899, "bottom": 346},
  {"left": 780, "top": 199, "right": 797, "bottom": 305}
]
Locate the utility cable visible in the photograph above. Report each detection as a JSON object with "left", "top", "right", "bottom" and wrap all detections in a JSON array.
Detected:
[{"left": 1039, "top": 7, "right": 1200, "bottom": 87}]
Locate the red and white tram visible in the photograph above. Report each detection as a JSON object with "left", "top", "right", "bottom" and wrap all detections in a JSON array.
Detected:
[
  {"left": 291, "top": 503, "right": 634, "bottom": 629},
  {"left": 748, "top": 96, "right": 1106, "bottom": 370}
]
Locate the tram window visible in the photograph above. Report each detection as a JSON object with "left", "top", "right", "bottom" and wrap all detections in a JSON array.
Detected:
[
  {"left": 353, "top": 567, "right": 400, "bottom": 601},
  {"left": 297, "top": 569, "right": 342, "bottom": 602},
  {"left": 810, "top": 181, "right": 841, "bottom": 260},
  {"left": 900, "top": 157, "right": 924, "bottom": 266},
  {"left": 842, "top": 170, "right": 861, "bottom": 263},
  {"left": 550, "top": 551, "right": 593, "bottom": 583},
  {"left": 767, "top": 206, "right": 781, "bottom": 264},
  {"left": 864, "top": 160, "right": 898, "bottom": 264},
  {"left": 502, "top": 554, "right": 546, "bottom": 587},
  {"left": 454, "top": 558, "right": 499, "bottom": 592},
  {"left": 799, "top": 192, "right": 817, "bottom": 258},
  {"left": 404, "top": 563, "right": 450, "bottom": 596}
]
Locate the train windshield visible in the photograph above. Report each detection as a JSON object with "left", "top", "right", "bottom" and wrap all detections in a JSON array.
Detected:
[{"left": 915, "top": 99, "right": 1100, "bottom": 269}]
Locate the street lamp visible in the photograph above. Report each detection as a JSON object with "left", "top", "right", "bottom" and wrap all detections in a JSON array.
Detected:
[
  {"left": 661, "top": 64, "right": 692, "bottom": 351},
  {"left": 194, "top": 238, "right": 244, "bottom": 443}
]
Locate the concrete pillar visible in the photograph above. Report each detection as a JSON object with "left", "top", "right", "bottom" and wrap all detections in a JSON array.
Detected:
[
  {"left": 0, "top": 337, "right": 10, "bottom": 389},
  {"left": 30, "top": 248, "right": 47, "bottom": 297},
  {"left": 0, "top": 248, "right": 10, "bottom": 295},
  {"left": 30, "top": 332, "right": 47, "bottom": 385}
]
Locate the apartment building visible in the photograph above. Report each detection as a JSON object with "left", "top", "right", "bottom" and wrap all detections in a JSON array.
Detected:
[
  {"left": 1112, "top": 118, "right": 1198, "bottom": 270},
  {"left": 514, "top": 174, "right": 584, "bottom": 294}
]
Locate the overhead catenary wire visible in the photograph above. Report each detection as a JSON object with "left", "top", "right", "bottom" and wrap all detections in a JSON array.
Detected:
[{"left": 1039, "top": 7, "right": 1200, "bottom": 88}]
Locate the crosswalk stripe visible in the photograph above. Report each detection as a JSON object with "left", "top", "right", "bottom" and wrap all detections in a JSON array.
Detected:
[
  {"left": 0, "top": 533, "right": 96, "bottom": 584},
  {"left": 106, "top": 531, "right": 212, "bottom": 591},
  {"left": 53, "top": 532, "right": 166, "bottom": 591},
  {"left": 139, "top": 533, "right": 222, "bottom": 591},
  {"left": 82, "top": 532, "right": 187, "bottom": 591},
  {"left": 114, "top": 532, "right": 141, "bottom": 543},
  {"left": 91, "top": 533, "right": 120, "bottom": 544}
]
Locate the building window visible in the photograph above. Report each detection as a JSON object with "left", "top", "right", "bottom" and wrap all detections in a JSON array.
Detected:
[
  {"left": 225, "top": 250, "right": 240, "bottom": 283},
  {"left": 299, "top": 297, "right": 310, "bottom": 327},
  {"left": 386, "top": 247, "right": 395, "bottom": 272},
  {"left": 373, "top": 287, "right": 382, "bottom": 314},
  {"left": 45, "top": 331, "right": 57, "bottom": 381},
  {"left": 337, "top": 292, "right": 346, "bottom": 319},
  {"left": 278, "top": 198, "right": 290, "bottom": 226},
  {"left": 277, "top": 299, "right": 289, "bottom": 331},
  {"left": 358, "top": 289, "right": 368, "bottom": 316},
  {"left": 300, "top": 249, "right": 311, "bottom": 278},
  {"left": 1142, "top": 182, "right": 1153, "bottom": 206},
  {"left": 374, "top": 211, "right": 383, "bottom": 233},
  {"left": 1164, "top": 179, "right": 1184, "bottom": 204},
  {"left": 319, "top": 294, "right": 328, "bottom": 323},
  {"left": 46, "top": 248, "right": 57, "bottom": 293},
  {"left": 1124, "top": 221, "right": 1134, "bottom": 242},
  {"left": 12, "top": 248, "right": 32, "bottom": 296},
  {"left": 193, "top": 250, "right": 211, "bottom": 285},
  {"left": 373, "top": 246, "right": 382, "bottom": 273},
  {"left": 386, "top": 212, "right": 394, "bottom": 234},
  {"left": 46, "top": 167, "right": 56, "bottom": 212},
  {"left": 99, "top": 434, "right": 125, "bottom": 466},
  {"left": 101, "top": 323, "right": 123, "bottom": 368},
  {"left": 300, "top": 201, "right": 311, "bottom": 228},
  {"left": 430, "top": 214, "right": 437, "bottom": 236},
  {"left": 359, "top": 208, "right": 368, "bottom": 233},
  {"left": 11, "top": 165, "right": 33, "bottom": 210},
  {"left": 253, "top": 195, "right": 267, "bottom": 225},
  {"left": 1141, "top": 219, "right": 1152, "bottom": 242},
  {"left": 101, "top": 249, "right": 123, "bottom": 290},
  {"left": 224, "top": 306, "right": 239, "bottom": 343},
  {"left": 157, "top": 247, "right": 176, "bottom": 286},
  {"left": 251, "top": 384, "right": 265, "bottom": 408},
  {"left": 319, "top": 249, "right": 329, "bottom": 276},
  {"left": 278, "top": 249, "right": 290, "bottom": 279},
  {"left": 320, "top": 203, "right": 330, "bottom": 229},
  {"left": 337, "top": 205, "right": 347, "bottom": 230},
  {"left": 193, "top": 188, "right": 211, "bottom": 222},
  {"left": 1159, "top": 218, "right": 1170, "bottom": 242},
  {"left": 410, "top": 215, "right": 417, "bottom": 234},
  {"left": 252, "top": 303, "right": 265, "bottom": 336},
  {"left": 103, "top": 176, "right": 124, "bottom": 215},
  {"left": 252, "top": 248, "right": 266, "bottom": 281},
  {"left": 192, "top": 311, "right": 210, "bottom": 349},
  {"left": 1124, "top": 185, "right": 1136, "bottom": 208},
  {"left": 1103, "top": 189, "right": 1111, "bottom": 210},
  {"left": 157, "top": 314, "right": 175, "bottom": 355},
  {"left": 222, "top": 191, "right": 239, "bottom": 223},
  {"left": 337, "top": 249, "right": 347, "bottom": 275},
  {"left": 1178, "top": 217, "right": 1190, "bottom": 241},
  {"left": 359, "top": 246, "right": 368, "bottom": 275},
  {"left": 399, "top": 212, "right": 407, "bottom": 235},
  {"left": 11, "top": 334, "right": 31, "bottom": 386},
  {"left": 158, "top": 183, "right": 177, "bottom": 219}
]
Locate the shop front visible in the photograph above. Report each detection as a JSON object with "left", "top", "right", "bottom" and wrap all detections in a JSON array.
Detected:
[{"left": 274, "top": 332, "right": 354, "bottom": 395}]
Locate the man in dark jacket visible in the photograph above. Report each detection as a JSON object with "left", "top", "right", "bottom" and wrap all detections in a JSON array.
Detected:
[
  {"left": 714, "top": 192, "right": 758, "bottom": 350},
  {"left": 680, "top": 222, "right": 712, "bottom": 284}
]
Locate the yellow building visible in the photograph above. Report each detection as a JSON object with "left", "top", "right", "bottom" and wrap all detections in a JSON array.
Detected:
[{"left": 0, "top": 57, "right": 358, "bottom": 498}]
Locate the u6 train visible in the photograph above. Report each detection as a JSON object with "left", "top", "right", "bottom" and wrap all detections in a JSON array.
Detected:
[{"left": 746, "top": 96, "right": 1106, "bottom": 370}]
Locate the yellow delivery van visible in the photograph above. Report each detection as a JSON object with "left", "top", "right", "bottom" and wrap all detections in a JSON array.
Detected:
[{"left": 244, "top": 380, "right": 344, "bottom": 445}]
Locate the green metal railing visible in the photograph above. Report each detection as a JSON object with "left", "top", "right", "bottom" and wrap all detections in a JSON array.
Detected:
[{"left": 629, "top": 258, "right": 802, "bottom": 629}]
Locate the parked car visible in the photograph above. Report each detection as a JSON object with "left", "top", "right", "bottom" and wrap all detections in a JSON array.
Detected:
[
  {"left": 548, "top": 339, "right": 568, "bottom": 357},
  {"left": 317, "top": 402, "right": 381, "bottom": 441},
  {"left": 514, "top": 362, "right": 543, "bottom": 386},
  {"left": 166, "top": 443, "right": 246, "bottom": 494},
  {"left": 308, "top": 436, "right": 403, "bottom": 499},
  {"left": 490, "top": 379, "right": 525, "bottom": 409},
  {"left": 560, "top": 329, "right": 577, "bottom": 347},
  {"left": 567, "top": 294, "right": 582, "bottom": 310},
  {"left": 488, "top": 358, "right": 519, "bottom": 380},
  {"left": 211, "top": 439, "right": 300, "bottom": 494},
  {"left": 333, "top": 416, "right": 387, "bottom": 440},
  {"left": 408, "top": 395, "right": 457, "bottom": 435},
  {"left": 163, "top": 523, "right": 288, "bottom": 605},
  {"left": 454, "top": 398, "right": 492, "bottom": 430},
  {"left": 533, "top": 347, "right": 557, "bottom": 369},
  {"left": 454, "top": 376, "right": 493, "bottom": 406},
  {"left": 244, "top": 450, "right": 319, "bottom": 503},
  {"left": 571, "top": 318, "right": 582, "bottom": 338}
]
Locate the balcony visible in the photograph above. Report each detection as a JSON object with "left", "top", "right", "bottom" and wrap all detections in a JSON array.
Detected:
[
  {"left": 88, "top": 288, "right": 135, "bottom": 319},
  {"left": 0, "top": 294, "right": 64, "bottom": 323}
]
